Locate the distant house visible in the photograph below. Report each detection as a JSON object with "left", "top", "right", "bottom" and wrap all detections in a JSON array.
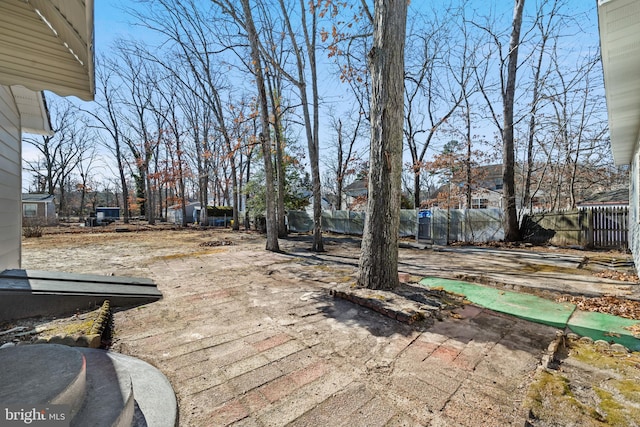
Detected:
[
  {"left": 306, "top": 195, "right": 332, "bottom": 213},
  {"left": 468, "top": 187, "right": 503, "bottom": 209},
  {"left": 425, "top": 184, "right": 502, "bottom": 210},
  {"left": 167, "top": 202, "right": 200, "bottom": 224},
  {"left": 21, "top": 193, "right": 57, "bottom": 225},
  {"left": 577, "top": 188, "right": 629, "bottom": 209},
  {"left": 343, "top": 179, "right": 368, "bottom": 210},
  {"left": 424, "top": 164, "right": 504, "bottom": 209},
  {"left": 472, "top": 164, "right": 504, "bottom": 192}
]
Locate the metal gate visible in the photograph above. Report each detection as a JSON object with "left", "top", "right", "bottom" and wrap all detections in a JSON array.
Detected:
[{"left": 418, "top": 210, "right": 432, "bottom": 241}]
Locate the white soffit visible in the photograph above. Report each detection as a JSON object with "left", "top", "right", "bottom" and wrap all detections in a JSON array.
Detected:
[
  {"left": 598, "top": 0, "right": 640, "bottom": 166},
  {"left": 11, "top": 86, "right": 52, "bottom": 135},
  {"left": 0, "top": 0, "right": 94, "bottom": 101}
]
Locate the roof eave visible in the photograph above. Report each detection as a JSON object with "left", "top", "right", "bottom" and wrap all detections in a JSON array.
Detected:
[
  {"left": 598, "top": 0, "right": 640, "bottom": 166},
  {"left": 0, "top": 0, "right": 95, "bottom": 101},
  {"left": 11, "top": 86, "right": 53, "bottom": 135}
]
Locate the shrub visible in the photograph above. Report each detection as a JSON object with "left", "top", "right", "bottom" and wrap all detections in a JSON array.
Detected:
[{"left": 23, "top": 218, "right": 44, "bottom": 238}]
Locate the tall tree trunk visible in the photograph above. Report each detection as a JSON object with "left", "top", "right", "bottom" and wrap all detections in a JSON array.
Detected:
[
  {"left": 177, "top": 141, "right": 188, "bottom": 227},
  {"left": 116, "top": 148, "right": 130, "bottom": 223},
  {"left": 274, "top": 121, "right": 287, "bottom": 237},
  {"left": 266, "top": 72, "right": 287, "bottom": 237},
  {"left": 145, "top": 163, "right": 155, "bottom": 225},
  {"left": 524, "top": 33, "right": 549, "bottom": 212},
  {"left": 464, "top": 99, "right": 472, "bottom": 209},
  {"left": 306, "top": 8, "right": 324, "bottom": 253},
  {"left": 241, "top": 0, "right": 279, "bottom": 252},
  {"left": 279, "top": 0, "right": 323, "bottom": 251},
  {"left": 244, "top": 152, "right": 251, "bottom": 230},
  {"left": 200, "top": 122, "right": 211, "bottom": 225},
  {"left": 336, "top": 119, "right": 344, "bottom": 210},
  {"left": 134, "top": 171, "right": 146, "bottom": 217},
  {"left": 502, "top": 0, "right": 525, "bottom": 241},
  {"left": 358, "top": 0, "right": 407, "bottom": 290},
  {"left": 413, "top": 171, "right": 421, "bottom": 209},
  {"left": 58, "top": 181, "right": 66, "bottom": 219},
  {"left": 79, "top": 179, "right": 87, "bottom": 219}
]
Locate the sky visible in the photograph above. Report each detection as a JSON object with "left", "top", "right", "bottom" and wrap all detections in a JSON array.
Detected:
[
  {"left": 22, "top": 0, "right": 605, "bottom": 192},
  {"left": 94, "top": 1, "right": 158, "bottom": 48},
  {"left": 22, "top": 1, "right": 143, "bottom": 191}
]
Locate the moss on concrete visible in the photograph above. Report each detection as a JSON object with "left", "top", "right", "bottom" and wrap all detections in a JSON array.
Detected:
[
  {"left": 32, "top": 300, "right": 112, "bottom": 349},
  {"left": 594, "top": 386, "right": 640, "bottom": 427},
  {"left": 525, "top": 371, "right": 605, "bottom": 426},
  {"left": 525, "top": 337, "right": 640, "bottom": 426}
]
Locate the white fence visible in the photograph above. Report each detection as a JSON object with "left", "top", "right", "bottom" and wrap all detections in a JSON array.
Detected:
[
  {"left": 287, "top": 210, "right": 418, "bottom": 237},
  {"left": 286, "top": 206, "right": 628, "bottom": 249},
  {"left": 426, "top": 208, "right": 504, "bottom": 244}
]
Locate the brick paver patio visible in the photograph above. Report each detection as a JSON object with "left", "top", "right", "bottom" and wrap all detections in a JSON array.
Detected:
[{"left": 110, "top": 245, "right": 557, "bottom": 426}]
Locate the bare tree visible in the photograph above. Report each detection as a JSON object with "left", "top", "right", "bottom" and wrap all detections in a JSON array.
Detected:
[
  {"left": 131, "top": 0, "right": 250, "bottom": 229},
  {"left": 500, "top": 0, "right": 526, "bottom": 241},
  {"left": 84, "top": 56, "right": 132, "bottom": 222},
  {"left": 471, "top": 0, "right": 526, "bottom": 239},
  {"left": 108, "top": 43, "right": 158, "bottom": 223},
  {"left": 154, "top": 76, "right": 190, "bottom": 226},
  {"left": 404, "top": 10, "right": 464, "bottom": 208},
  {"left": 252, "top": 0, "right": 325, "bottom": 250},
  {"left": 520, "top": 0, "right": 566, "bottom": 211},
  {"left": 76, "top": 139, "right": 99, "bottom": 220},
  {"left": 24, "top": 99, "right": 87, "bottom": 218},
  {"left": 263, "top": 59, "right": 289, "bottom": 237},
  {"left": 323, "top": 108, "right": 366, "bottom": 210},
  {"left": 358, "top": 0, "right": 407, "bottom": 290},
  {"left": 214, "top": 0, "right": 282, "bottom": 251},
  {"left": 545, "top": 51, "right": 606, "bottom": 209},
  {"left": 176, "top": 77, "right": 213, "bottom": 224}
]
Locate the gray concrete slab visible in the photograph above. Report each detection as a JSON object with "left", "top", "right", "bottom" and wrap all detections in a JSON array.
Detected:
[
  {"left": 0, "top": 344, "right": 86, "bottom": 416},
  {"left": 73, "top": 349, "right": 135, "bottom": 427},
  {"left": 98, "top": 350, "right": 178, "bottom": 427},
  {"left": 0, "top": 269, "right": 162, "bottom": 321}
]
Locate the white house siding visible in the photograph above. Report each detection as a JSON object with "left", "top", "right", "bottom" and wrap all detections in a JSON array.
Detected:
[
  {"left": 629, "top": 152, "right": 640, "bottom": 273},
  {"left": 0, "top": 86, "right": 21, "bottom": 270}
]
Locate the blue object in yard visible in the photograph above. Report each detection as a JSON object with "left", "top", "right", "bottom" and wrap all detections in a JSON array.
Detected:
[
  {"left": 95, "top": 207, "right": 120, "bottom": 224},
  {"left": 212, "top": 217, "right": 230, "bottom": 226}
]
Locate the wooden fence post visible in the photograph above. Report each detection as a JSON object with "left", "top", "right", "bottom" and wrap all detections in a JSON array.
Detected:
[{"left": 586, "top": 208, "right": 594, "bottom": 248}]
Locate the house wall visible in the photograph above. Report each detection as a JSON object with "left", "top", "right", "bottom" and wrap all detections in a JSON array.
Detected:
[
  {"left": 168, "top": 203, "right": 199, "bottom": 224},
  {"left": 0, "top": 86, "right": 22, "bottom": 270},
  {"left": 22, "top": 201, "right": 57, "bottom": 225},
  {"left": 469, "top": 189, "right": 502, "bottom": 209},
  {"left": 629, "top": 152, "right": 640, "bottom": 275}
]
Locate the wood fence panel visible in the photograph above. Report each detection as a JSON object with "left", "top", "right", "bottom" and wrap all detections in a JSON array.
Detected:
[
  {"left": 590, "top": 207, "right": 628, "bottom": 249},
  {"left": 523, "top": 207, "right": 628, "bottom": 249}
]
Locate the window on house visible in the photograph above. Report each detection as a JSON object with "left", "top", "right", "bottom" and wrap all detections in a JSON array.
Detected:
[
  {"left": 23, "top": 203, "right": 37, "bottom": 218},
  {"left": 472, "top": 198, "right": 489, "bottom": 209}
]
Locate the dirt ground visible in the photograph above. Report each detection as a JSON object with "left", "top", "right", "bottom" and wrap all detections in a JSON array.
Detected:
[{"left": 12, "top": 226, "right": 640, "bottom": 426}]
